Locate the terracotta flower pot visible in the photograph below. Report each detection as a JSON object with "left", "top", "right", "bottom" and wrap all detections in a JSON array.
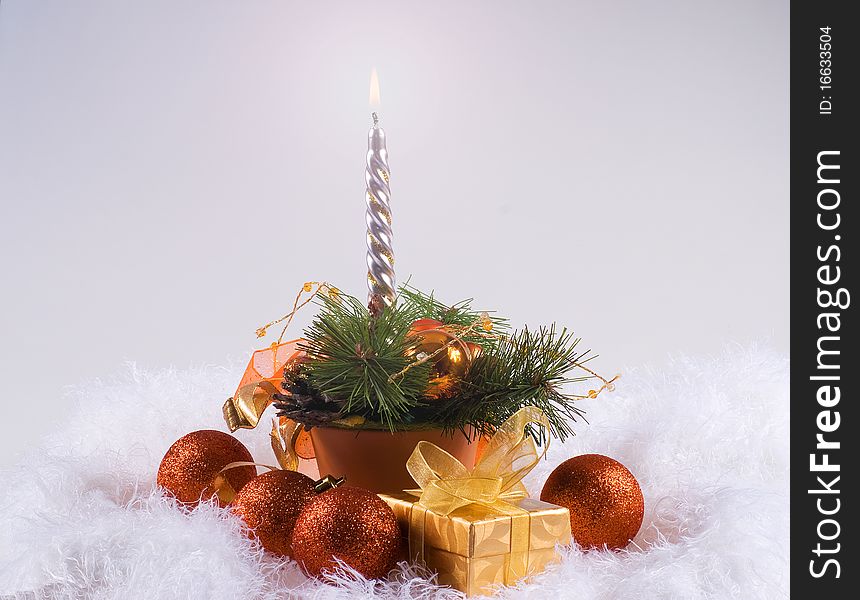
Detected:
[{"left": 310, "top": 426, "right": 478, "bottom": 493}]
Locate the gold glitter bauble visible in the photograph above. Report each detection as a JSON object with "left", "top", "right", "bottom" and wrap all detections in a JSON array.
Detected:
[
  {"left": 540, "top": 454, "right": 644, "bottom": 550},
  {"left": 232, "top": 470, "right": 318, "bottom": 557},
  {"left": 291, "top": 486, "right": 400, "bottom": 579},
  {"left": 408, "top": 327, "right": 472, "bottom": 399},
  {"left": 157, "top": 430, "right": 256, "bottom": 507}
]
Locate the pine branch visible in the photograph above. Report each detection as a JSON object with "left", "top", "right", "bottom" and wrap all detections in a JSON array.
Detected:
[
  {"left": 276, "top": 283, "right": 606, "bottom": 442},
  {"left": 427, "top": 325, "right": 591, "bottom": 442},
  {"left": 297, "top": 291, "right": 431, "bottom": 431}
]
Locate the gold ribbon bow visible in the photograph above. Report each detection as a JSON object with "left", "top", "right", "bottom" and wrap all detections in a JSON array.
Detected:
[
  {"left": 406, "top": 405, "right": 550, "bottom": 515},
  {"left": 404, "top": 406, "right": 551, "bottom": 583}
]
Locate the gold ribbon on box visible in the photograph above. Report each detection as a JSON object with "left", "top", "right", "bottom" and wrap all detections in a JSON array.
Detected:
[{"left": 404, "top": 406, "right": 551, "bottom": 583}]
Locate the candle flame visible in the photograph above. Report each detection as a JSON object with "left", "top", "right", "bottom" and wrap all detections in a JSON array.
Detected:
[{"left": 369, "top": 68, "right": 381, "bottom": 106}]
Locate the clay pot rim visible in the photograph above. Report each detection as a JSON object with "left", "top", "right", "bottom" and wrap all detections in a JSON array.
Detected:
[{"left": 307, "top": 422, "right": 476, "bottom": 437}]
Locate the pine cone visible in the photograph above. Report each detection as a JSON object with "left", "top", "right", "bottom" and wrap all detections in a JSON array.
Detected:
[
  {"left": 273, "top": 361, "right": 344, "bottom": 428},
  {"left": 272, "top": 406, "right": 344, "bottom": 429}
]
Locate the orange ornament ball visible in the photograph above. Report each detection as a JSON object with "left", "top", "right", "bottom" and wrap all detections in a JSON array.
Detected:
[
  {"left": 291, "top": 486, "right": 400, "bottom": 580},
  {"left": 541, "top": 454, "right": 644, "bottom": 550},
  {"left": 232, "top": 470, "right": 318, "bottom": 557},
  {"left": 157, "top": 430, "right": 256, "bottom": 507},
  {"left": 409, "top": 318, "right": 444, "bottom": 334}
]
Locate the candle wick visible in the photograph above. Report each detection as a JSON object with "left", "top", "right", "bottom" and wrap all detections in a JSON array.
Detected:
[{"left": 372, "top": 112, "right": 379, "bottom": 127}]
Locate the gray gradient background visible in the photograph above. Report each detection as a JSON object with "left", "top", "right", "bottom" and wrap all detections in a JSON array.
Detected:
[{"left": 0, "top": 0, "right": 789, "bottom": 466}]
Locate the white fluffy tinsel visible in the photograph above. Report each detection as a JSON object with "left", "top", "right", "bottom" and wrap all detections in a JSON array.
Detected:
[{"left": 0, "top": 345, "right": 788, "bottom": 599}]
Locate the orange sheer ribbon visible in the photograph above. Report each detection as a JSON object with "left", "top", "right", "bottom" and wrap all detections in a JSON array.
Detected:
[{"left": 222, "top": 339, "right": 315, "bottom": 469}]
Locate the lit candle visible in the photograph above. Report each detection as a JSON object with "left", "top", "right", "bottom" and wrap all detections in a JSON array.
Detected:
[{"left": 365, "top": 68, "right": 396, "bottom": 306}]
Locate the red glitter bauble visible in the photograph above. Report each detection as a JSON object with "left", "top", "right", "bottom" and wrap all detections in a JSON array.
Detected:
[
  {"left": 540, "top": 454, "right": 644, "bottom": 550},
  {"left": 232, "top": 470, "right": 318, "bottom": 557},
  {"left": 157, "top": 430, "right": 256, "bottom": 507},
  {"left": 291, "top": 486, "right": 400, "bottom": 579}
]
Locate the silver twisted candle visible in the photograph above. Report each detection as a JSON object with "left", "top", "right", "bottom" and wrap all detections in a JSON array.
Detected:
[{"left": 366, "top": 111, "right": 395, "bottom": 305}]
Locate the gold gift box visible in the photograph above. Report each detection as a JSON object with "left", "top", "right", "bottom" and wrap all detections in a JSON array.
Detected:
[{"left": 379, "top": 491, "right": 571, "bottom": 596}]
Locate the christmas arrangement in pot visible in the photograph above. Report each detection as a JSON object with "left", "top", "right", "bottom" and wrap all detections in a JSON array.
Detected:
[{"left": 157, "top": 71, "right": 642, "bottom": 597}]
